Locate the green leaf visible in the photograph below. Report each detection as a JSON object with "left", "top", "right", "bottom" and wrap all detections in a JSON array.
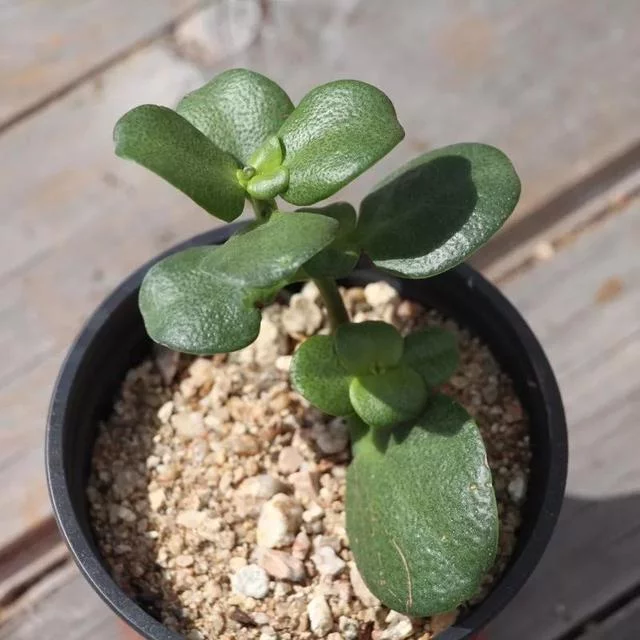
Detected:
[
  {"left": 177, "top": 69, "right": 294, "bottom": 165},
  {"left": 335, "top": 321, "right": 403, "bottom": 375},
  {"left": 290, "top": 336, "right": 353, "bottom": 416},
  {"left": 278, "top": 80, "right": 404, "bottom": 205},
  {"left": 356, "top": 143, "right": 521, "bottom": 277},
  {"left": 114, "top": 105, "right": 245, "bottom": 221},
  {"left": 299, "top": 203, "right": 360, "bottom": 278},
  {"left": 139, "top": 211, "right": 338, "bottom": 354},
  {"left": 347, "top": 396, "right": 498, "bottom": 616},
  {"left": 349, "top": 366, "right": 427, "bottom": 429},
  {"left": 402, "top": 328, "right": 459, "bottom": 387}
]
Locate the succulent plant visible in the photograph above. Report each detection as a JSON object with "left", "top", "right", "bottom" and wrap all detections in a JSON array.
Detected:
[{"left": 115, "top": 68, "right": 521, "bottom": 616}]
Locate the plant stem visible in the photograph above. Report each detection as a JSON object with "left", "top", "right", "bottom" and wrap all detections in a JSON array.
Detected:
[
  {"left": 313, "top": 278, "right": 350, "bottom": 331},
  {"left": 250, "top": 197, "right": 276, "bottom": 221}
]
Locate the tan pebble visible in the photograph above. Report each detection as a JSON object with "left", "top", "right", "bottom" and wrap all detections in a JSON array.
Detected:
[
  {"left": 303, "top": 503, "right": 325, "bottom": 523},
  {"left": 257, "top": 494, "right": 303, "bottom": 548},
  {"left": 275, "top": 355, "right": 292, "bottom": 372},
  {"left": 364, "top": 281, "right": 398, "bottom": 307},
  {"left": 239, "top": 474, "right": 289, "bottom": 500},
  {"left": 196, "top": 516, "right": 222, "bottom": 541},
  {"left": 292, "top": 530, "right": 312, "bottom": 559},
  {"left": 206, "top": 611, "right": 226, "bottom": 635},
  {"left": 380, "top": 614, "right": 413, "bottom": 640},
  {"left": 172, "top": 412, "right": 205, "bottom": 439},
  {"left": 349, "top": 563, "right": 380, "bottom": 607},
  {"left": 395, "top": 299, "right": 421, "bottom": 319},
  {"left": 219, "top": 530, "right": 237, "bottom": 550},
  {"left": 259, "top": 627, "right": 278, "bottom": 640},
  {"left": 274, "top": 582, "right": 293, "bottom": 597},
  {"left": 148, "top": 488, "right": 166, "bottom": 511},
  {"left": 311, "top": 419, "right": 349, "bottom": 455},
  {"left": 229, "top": 556, "right": 248, "bottom": 571},
  {"left": 115, "top": 505, "right": 136, "bottom": 523},
  {"left": 327, "top": 634, "right": 342, "bottom": 640},
  {"left": 188, "top": 357, "right": 214, "bottom": 385},
  {"left": 231, "top": 434, "right": 260, "bottom": 456},
  {"left": 311, "top": 546, "right": 346, "bottom": 577},
  {"left": 176, "top": 510, "right": 207, "bottom": 529},
  {"left": 307, "top": 594, "right": 333, "bottom": 637},
  {"left": 430, "top": 610, "right": 458, "bottom": 635},
  {"left": 270, "top": 391, "right": 291, "bottom": 413},
  {"left": 339, "top": 616, "right": 360, "bottom": 640},
  {"left": 282, "top": 293, "right": 323, "bottom": 337},
  {"left": 219, "top": 472, "right": 233, "bottom": 492},
  {"left": 258, "top": 548, "right": 306, "bottom": 582},
  {"left": 157, "top": 401, "right": 174, "bottom": 423},
  {"left": 290, "top": 471, "right": 320, "bottom": 502},
  {"left": 176, "top": 554, "right": 194, "bottom": 568},
  {"left": 301, "top": 280, "right": 321, "bottom": 301},
  {"left": 278, "top": 446, "right": 304, "bottom": 474}
]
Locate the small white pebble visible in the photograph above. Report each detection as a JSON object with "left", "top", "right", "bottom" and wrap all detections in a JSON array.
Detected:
[
  {"left": 239, "top": 474, "right": 288, "bottom": 500},
  {"left": 275, "top": 355, "right": 292, "bottom": 372},
  {"left": 364, "top": 281, "right": 398, "bottom": 307},
  {"left": 148, "top": 488, "right": 166, "bottom": 512},
  {"left": 380, "top": 615, "right": 413, "bottom": 640},
  {"left": 311, "top": 546, "right": 346, "bottom": 577},
  {"left": 508, "top": 474, "right": 527, "bottom": 503},
  {"left": 257, "top": 494, "right": 303, "bottom": 548},
  {"left": 307, "top": 594, "right": 333, "bottom": 637},
  {"left": 176, "top": 510, "right": 207, "bottom": 529},
  {"left": 157, "top": 400, "right": 174, "bottom": 423},
  {"left": 303, "top": 502, "right": 325, "bottom": 523},
  {"left": 231, "top": 564, "right": 270, "bottom": 599}
]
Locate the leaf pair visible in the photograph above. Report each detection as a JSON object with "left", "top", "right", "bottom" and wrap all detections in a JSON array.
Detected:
[
  {"left": 290, "top": 320, "right": 458, "bottom": 429},
  {"left": 139, "top": 211, "right": 339, "bottom": 354},
  {"left": 115, "top": 69, "right": 405, "bottom": 220}
]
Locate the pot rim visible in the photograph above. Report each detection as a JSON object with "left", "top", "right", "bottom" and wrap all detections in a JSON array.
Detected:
[{"left": 46, "top": 224, "right": 567, "bottom": 640}]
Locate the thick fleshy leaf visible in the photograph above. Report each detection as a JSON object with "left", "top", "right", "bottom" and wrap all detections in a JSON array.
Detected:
[
  {"left": 177, "top": 68, "right": 294, "bottom": 165},
  {"left": 357, "top": 143, "right": 521, "bottom": 278},
  {"left": 335, "top": 321, "right": 404, "bottom": 375},
  {"left": 299, "top": 203, "right": 360, "bottom": 278},
  {"left": 402, "top": 328, "right": 459, "bottom": 387},
  {"left": 290, "top": 336, "right": 353, "bottom": 416},
  {"left": 114, "top": 105, "right": 244, "bottom": 221},
  {"left": 347, "top": 396, "right": 498, "bottom": 616},
  {"left": 139, "top": 212, "right": 338, "bottom": 354},
  {"left": 278, "top": 80, "right": 404, "bottom": 205},
  {"left": 349, "top": 366, "right": 427, "bottom": 429}
]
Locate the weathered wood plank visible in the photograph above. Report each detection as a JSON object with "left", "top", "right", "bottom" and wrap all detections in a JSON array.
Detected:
[
  {"left": 0, "top": 0, "right": 202, "bottom": 129},
  {"left": 487, "top": 198, "right": 640, "bottom": 639},
  {"left": 581, "top": 596, "right": 640, "bottom": 640},
  {"left": 0, "top": 563, "right": 139, "bottom": 639}
]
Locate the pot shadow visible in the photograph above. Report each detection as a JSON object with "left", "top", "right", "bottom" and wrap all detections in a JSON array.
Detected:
[
  {"left": 486, "top": 492, "right": 640, "bottom": 639},
  {"left": 358, "top": 155, "right": 478, "bottom": 261}
]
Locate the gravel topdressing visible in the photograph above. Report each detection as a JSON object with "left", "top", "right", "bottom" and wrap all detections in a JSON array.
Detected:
[{"left": 88, "top": 281, "right": 531, "bottom": 640}]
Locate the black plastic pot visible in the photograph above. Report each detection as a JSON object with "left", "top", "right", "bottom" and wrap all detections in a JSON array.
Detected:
[{"left": 46, "top": 223, "right": 567, "bottom": 640}]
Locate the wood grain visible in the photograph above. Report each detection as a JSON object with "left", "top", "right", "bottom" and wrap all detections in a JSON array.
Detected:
[
  {"left": 0, "top": 0, "right": 202, "bottom": 129},
  {"left": 581, "top": 597, "right": 640, "bottom": 640},
  {"left": 487, "top": 198, "right": 640, "bottom": 639}
]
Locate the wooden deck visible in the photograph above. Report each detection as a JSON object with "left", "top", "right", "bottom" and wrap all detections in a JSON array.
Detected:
[{"left": 0, "top": 1, "right": 638, "bottom": 638}]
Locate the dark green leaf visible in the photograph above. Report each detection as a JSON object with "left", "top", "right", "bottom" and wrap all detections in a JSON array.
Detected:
[
  {"left": 139, "top": 212, "right": 338, "bottom": 354},
  {"left": 402, "top": 328, "right": 459, "bottom": 387},
  {"left": 335, "top": 321, "right": 403, "bottom": 375},
  {"left": 357, "top": 143, "right": 521, "bottom": 277},
  {"left": 177, "top": 69, "right": 294, "bottom": 165},
  {"left": 290, "top": 335, "right": 354, "bottom": 416},
  {"left": 347, "top": 396, "right": 498, "bottom": 616},
  {"left": 299, "top": 203, "right": 360, "bottom": 278},
  {"left": 349, "top": 366, "right": 427, "bottom": 429},
  {"left": 114, "top": 105, "right": 245, "bottom": 221},
  {"left": 278, "top": 80, "right": 404, "bottom": 205}
]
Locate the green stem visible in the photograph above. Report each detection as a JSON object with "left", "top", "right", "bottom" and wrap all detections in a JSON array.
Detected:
[
  {"left": 250, "top": 197, "right": 277, "bottom": 221},
  {"left": 313, "top": 278, "right": 350, "bottom": 332}
]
